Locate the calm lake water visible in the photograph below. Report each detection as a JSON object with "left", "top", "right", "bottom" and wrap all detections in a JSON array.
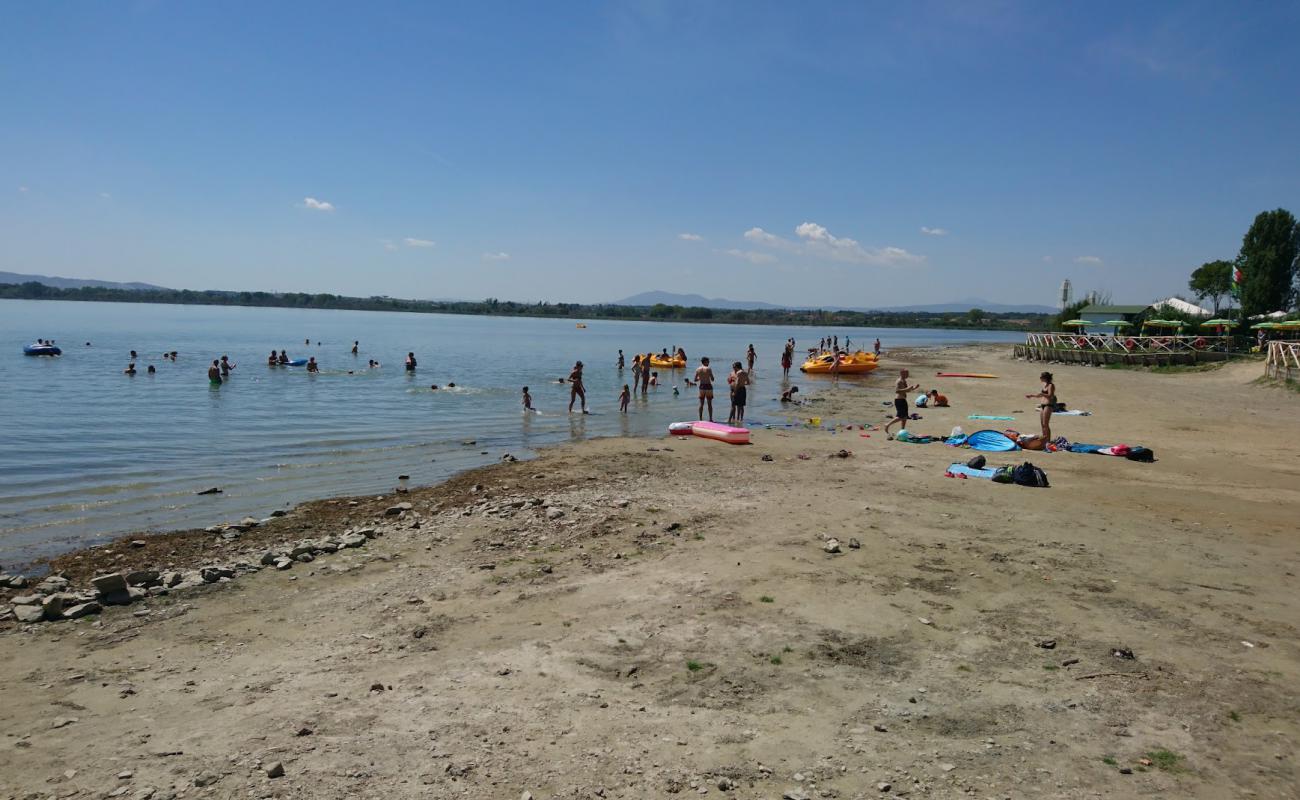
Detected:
[{"left": 0, "top": 299, "right": 1022, "bottom": 563}]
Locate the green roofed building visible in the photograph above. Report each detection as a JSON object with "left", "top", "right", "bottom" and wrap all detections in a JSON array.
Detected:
[{"left": 1078, "top": 304, "right": 1151, "bottom": 334}]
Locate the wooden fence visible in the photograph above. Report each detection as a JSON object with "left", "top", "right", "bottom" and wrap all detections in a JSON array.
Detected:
[
  {"left": 1265, "top": 341, "right": 1300, "bottom": 381},
  {"left": 1014, "top": 333, "right": 1240, "bottom": 366}
]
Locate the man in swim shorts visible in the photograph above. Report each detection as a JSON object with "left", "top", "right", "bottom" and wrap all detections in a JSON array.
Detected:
[
  {"left": 729, "top": 361, "right": 749, "bottom": 424},
  {"left": 884, "top": 368, "right": 919, "bottom": 439},
  {"left": 694, "top": 357, "right": 715, "bottom": 422}
]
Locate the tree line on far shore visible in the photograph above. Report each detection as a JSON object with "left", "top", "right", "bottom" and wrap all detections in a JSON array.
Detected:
[{"left": 0, "top": 282, "right": 1049, "bottom": 332}]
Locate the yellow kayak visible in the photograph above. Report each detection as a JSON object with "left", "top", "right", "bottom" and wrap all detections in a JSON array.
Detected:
[
  {"left": 649, "top": 355, "right": 687, "bottom": 368},
  {"left": 800, "top": 351, "right": 879, "bottom": 374}
]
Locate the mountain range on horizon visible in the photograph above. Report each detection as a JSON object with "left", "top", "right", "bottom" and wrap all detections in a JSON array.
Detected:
[
  {"left": 0, "top": 271, "right": 169, "bottom": 292},
  {"left": 614, "top": 290, "right": 1057, "bottom": 315}
]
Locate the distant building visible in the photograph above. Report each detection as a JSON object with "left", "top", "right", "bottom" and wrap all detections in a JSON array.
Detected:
[
  {"left": 1151, "top": 296, "right": 1211, "bottom": 317},
  {"left": 1078, "top": 304, "right": 1151, "bottom": 334}
]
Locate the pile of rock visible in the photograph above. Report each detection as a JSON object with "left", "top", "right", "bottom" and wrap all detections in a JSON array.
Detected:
[{"left": 4, "top": 526, "right": 380, "bottom": 626}]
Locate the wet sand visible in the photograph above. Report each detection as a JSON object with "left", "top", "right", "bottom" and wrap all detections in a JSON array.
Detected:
[{"left": 1, "top": 344, "right": 1297, "bottom": 799}]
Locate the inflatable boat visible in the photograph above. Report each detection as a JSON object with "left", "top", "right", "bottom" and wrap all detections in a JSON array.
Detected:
[
  {"left": 648, "top": 355, "right": 687, "bottom": 369},
  {"left": 23, "top": 343, "right": 62, "bottom": 356},
  {"left": 284, "top": 358, "right": 309, "bottom": 367},
  {"left": 800, "top": 351, "right": 877, "bottom": 374}
]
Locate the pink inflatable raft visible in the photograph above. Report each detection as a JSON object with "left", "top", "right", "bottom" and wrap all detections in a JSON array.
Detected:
[{"left": 668, "top": 421, "right": 751, "bottom": 445}]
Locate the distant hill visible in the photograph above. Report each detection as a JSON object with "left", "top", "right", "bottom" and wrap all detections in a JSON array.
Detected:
[
  {"left": 614, "top": 291, "right": 787, "bottom": 310},
  {"left": 615, "top": 290, "right": 1054, "bottom": 315},
  {"left": 0, "top": 271, "right": 169, "bottom": 291}
]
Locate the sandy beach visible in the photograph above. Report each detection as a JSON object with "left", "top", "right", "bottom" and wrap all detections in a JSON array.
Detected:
[{"left": 2, "top": 344, "right": 1297, "bottom": 800}]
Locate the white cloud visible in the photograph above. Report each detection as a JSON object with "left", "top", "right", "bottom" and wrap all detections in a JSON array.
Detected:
[
  {"left": 723, "top": 248, "right": 777, "bottom": 265},
  {"left": 678, "top": 232, "right": 703, "bottom": 241},
  {"left": 403, "top": 238, "right": 435, "bottom": 248},
  {"left": 302, "top": 197, "right": 335, "bottom": 212},
  {"left": 1042, "top": 255, "right": 1054, "bottom": 263},
  {"left": 19, "top": 186, "right": 29, "bottom": 193},
  {"left": 482, "top": 251, "right": 510, "bottom": 261},
  {"left": 746, "top": 222, "right": 923, "bottom": 266},
  {"left": 1075, "top": 255, "right": 1103, "bottom": 265},
  {"left": 380, "top": 239, "right": 398, "bottom": 252},
  {"left": 99, "top": 192, "right": 112, "bottom": 199},
  {"left": 920, "top": 226, "right": 948, "bottom": 236}
]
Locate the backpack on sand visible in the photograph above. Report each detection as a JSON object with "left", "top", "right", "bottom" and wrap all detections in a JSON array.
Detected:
[{"left": 1012, "top": 461, "right": 1050, "bottom": 488}]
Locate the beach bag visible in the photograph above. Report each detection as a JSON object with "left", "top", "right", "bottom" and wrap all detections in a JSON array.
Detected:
[
  {"left": 966, "top": 455, "right": 987, "bottom": 469},
  {"left": 1124, "top": 446, "right": 1154, "bottom": 462},
  {"left": 991, "top": 467, "right": 1015, "bottom": 484},
  {"left": 1012, "top": 461, "right": 1049, "bottom": 488}
]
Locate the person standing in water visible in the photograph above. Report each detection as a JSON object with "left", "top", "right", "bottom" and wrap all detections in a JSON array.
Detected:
[
  {"left": 404, "top": 352, "right": 417, "bottom": 371},
  {"left": 267, "top": 350, "right": 278, "bottom": 366},
  {"left": 568, "top": 361, "right": 588, "bottom": 413},
  {"left": 728, "top": 361, "right": 750, "bottom": 425},
  {"left": 306, "top": 357, "right": 319, "bottom": 373},
  {"left": 220, "top": 355, "right": 234, "bottom": 376},
  {"left": 619, "top": 384, "right": 630, "bottom": 413},
  {"left": 522, "top": 386, "right": 535, "bottom": 413},
  {"left": 278, "top": 350, "right": 289, "bottom": 365},
  {"left": 884, "top": 369, "right": 920, "bottom": 439},
  {"left": 351, "top": 341, "right": 359, "bottom": 355},
  {"left": 781, "top": 343, "right": 793, "bottom": 378},
  {"left": 617, "top": 350, "right": 625, "bottom": 370},
  {"left": 694, "top": 357, "right": 715, "bottom": 422},
  {"left": 1026, "top": 371, "right": 1056, "bottom": 442},
  {"left": 746, "top": 344, "right": 756, "bottom": 374},
  {"left": 208, "top": 360, "right": 222, "bottom": 384},
  {"left": 124, "top": 363, "right": 137, "bottom": 376}
]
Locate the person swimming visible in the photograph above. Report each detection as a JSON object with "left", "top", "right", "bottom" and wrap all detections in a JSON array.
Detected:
[
  {"left": 278, "top": 350, "right": 289, "bottom": 365},
  {"left": 124, "top": 363, "right": 137, "bottom": 375},
  {"left": 430, "top": 384, "right": 439, "bottom": 391},
  {"left": 306, "top": 357, "right": 319, "bottom": 373},
  {"left": 146, "top": 364, "right": 155, "bottom": 374}
]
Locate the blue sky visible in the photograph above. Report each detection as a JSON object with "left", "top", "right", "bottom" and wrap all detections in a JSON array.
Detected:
[{"left": 3, "top": 1, "right": 1298, "bottom": 307}]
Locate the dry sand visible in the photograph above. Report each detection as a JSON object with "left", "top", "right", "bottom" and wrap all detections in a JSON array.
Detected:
[{"left": 1, "top": 344, "right": 1297, "bottom": 800}]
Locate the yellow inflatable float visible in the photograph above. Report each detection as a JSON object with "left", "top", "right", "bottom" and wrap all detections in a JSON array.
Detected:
[
  {"left": 799, "top": 350, "right": 879, "bottom": 374},
  {"left": 648, "top": 354, "right": 687, "bottom": 368}
]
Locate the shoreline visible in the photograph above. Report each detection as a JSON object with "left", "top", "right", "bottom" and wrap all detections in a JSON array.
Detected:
[{"left": 2, "top": 343, "right": 1297, "bottom": 798}]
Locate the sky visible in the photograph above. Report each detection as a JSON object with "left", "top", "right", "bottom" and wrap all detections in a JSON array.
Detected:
[{"left": 3, "top": 1, "right": 1299, "bottom": 308}]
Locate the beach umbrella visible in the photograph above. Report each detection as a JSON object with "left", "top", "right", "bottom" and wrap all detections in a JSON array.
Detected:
[
  {"left": 1100, "top": 320, "right": 1132, "bottom": 327},
  {"left": 1200, "top": 318, "right": 1234, "bottom": 328},
  {"left": 1061, "top": 319, "right": 1089, "bottom": 328},
  {"left": 1141, "top": 319, "right": 1185, "bottom": 329}
]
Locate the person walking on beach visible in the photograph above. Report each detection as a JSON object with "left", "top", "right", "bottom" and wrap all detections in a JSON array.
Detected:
[
  {"left": 885, "top": 369, "right": 920, "bottom": 439},
  {"left": 874, "top": 338, "right": 881, "bottom": 357},
  {"left": 1027, "top": 371, "right": 1056, "bottom": 442},
  {"left": 568, "top": 361, "right": 588, "bottom": 413},
  {"left": 404, "top": 352, "right": 417, "bottom": 371},
  {"left": 694, "top": 357, "right": 715, "bottom": 422},
  {"left": 619, "top": 384, "right": 630, "bottom": 413}
]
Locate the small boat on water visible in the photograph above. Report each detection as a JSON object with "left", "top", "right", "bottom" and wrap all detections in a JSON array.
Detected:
[
  {"left": 648, "top": 354, "right": 687, "bottom": 369},
  {"left": 575, "top": 323, "right": 587, "bottom": 328},
  {"left": 800, "top": 350, "right": 878, "bottom": 374},
  {"left": 23, "top": 343, "right": 62, "bottom": 356}
]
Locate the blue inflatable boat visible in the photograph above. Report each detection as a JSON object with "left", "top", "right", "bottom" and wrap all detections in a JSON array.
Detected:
[
  {"left": 23, "top": 344, "right": 62, "bottom": 356},
  {"left": 285, "top": 358, "right": 308, "bottom": 367}
]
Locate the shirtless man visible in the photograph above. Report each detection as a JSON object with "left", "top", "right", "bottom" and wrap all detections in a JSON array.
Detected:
[
  {"left": 568, "top": 361, "right": 588, "bottom": 413},
  {"left": 694, "top": 357, "right": 716, "bottom": 422},
  {"left": 884, "top": 368, "right": 920, "bottom": 439},
  {"left": 729, "top": 361, "right": 750, "bottom": 424}
]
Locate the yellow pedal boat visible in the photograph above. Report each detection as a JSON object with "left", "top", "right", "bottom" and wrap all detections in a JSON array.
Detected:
[
  {"left": 800, "top": 351, "right": 879, "bottom": 374},
  {"left": 648, "top": 355, "right": 687, "bottom": 369}
]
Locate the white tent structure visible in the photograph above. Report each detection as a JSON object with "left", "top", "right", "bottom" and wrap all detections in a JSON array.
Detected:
[{"left": 1151, "top": 296, "right": 1212, "bottom": 317}]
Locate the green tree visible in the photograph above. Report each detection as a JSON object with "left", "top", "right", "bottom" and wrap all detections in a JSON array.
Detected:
[
  {"left": 1237, "top": 208, "right": 1300, "bottom": 319},
  {"left": 1187, "top": 260, "right": 1234, "bottom": 314}
]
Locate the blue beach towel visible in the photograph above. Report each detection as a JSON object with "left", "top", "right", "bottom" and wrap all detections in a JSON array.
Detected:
[
  {"left": 966, "top": 429, "right": 1019, "bottom": 452},
  {"left": 947, "top": 463, "right": 998, "bottom": 479},
  {"left": 969, "top": 415, "right": 1015, "bottom": 420}
]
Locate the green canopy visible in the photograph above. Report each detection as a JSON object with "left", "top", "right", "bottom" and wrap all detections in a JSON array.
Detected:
[
  {"left": 1061, "top": 319, "right": 1090, "bottom": 327},
  {"left": 1250, "top": 322, "right": 1278, "bottom": 330},
  {"left": 1200, "top": 318, "right": 1235, "bottom": 327},
  {"left": 1100, "top": 320, "right": 1132, "bottom": 328}
]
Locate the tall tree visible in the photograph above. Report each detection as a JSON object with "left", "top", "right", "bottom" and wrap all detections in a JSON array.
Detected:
[
  {"left": 1187, "top": 260, "right": 1234, "bottom": 314},
  {"left": 1237, "top": 208, "right": 1300, "bottom": 319}
]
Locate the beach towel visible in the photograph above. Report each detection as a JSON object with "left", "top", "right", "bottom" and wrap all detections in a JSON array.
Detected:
[
  {"left": 969, "top": 415, "right": 1014, "bottom": 420},
  {"left": 947, "top": 463, "right": 998, "bottom": 479},
  {"left": 1067, "top": 443, "right": 1106, "bottom": 454},
  {"left": 895, "top": 429, "right": 936, "bottom": 444},
  {"left": 1053, "top": 410, "right": 1092, "bottom": 416},
  {"left": 966, "top": 429, "right": 1019, "bottom": 452}
]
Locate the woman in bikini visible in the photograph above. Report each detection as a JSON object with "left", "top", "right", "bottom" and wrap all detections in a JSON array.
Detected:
[
  {"left": 568, "top": 361, "right": 588, "bottom": 413},
  {"left": 1026, "top": 371, "right": 1056, "bottom": 441}
]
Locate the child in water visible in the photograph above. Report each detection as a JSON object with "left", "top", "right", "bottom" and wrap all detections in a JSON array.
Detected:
[
  {"left": 522, "top": 386, "right": 534, "bottom": 412},
  {"left": 619, "top": 384, "right": 631, "bottom": 413},
  {"left": 649, "top": 371, "right": 659, "bottom": 387}
]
